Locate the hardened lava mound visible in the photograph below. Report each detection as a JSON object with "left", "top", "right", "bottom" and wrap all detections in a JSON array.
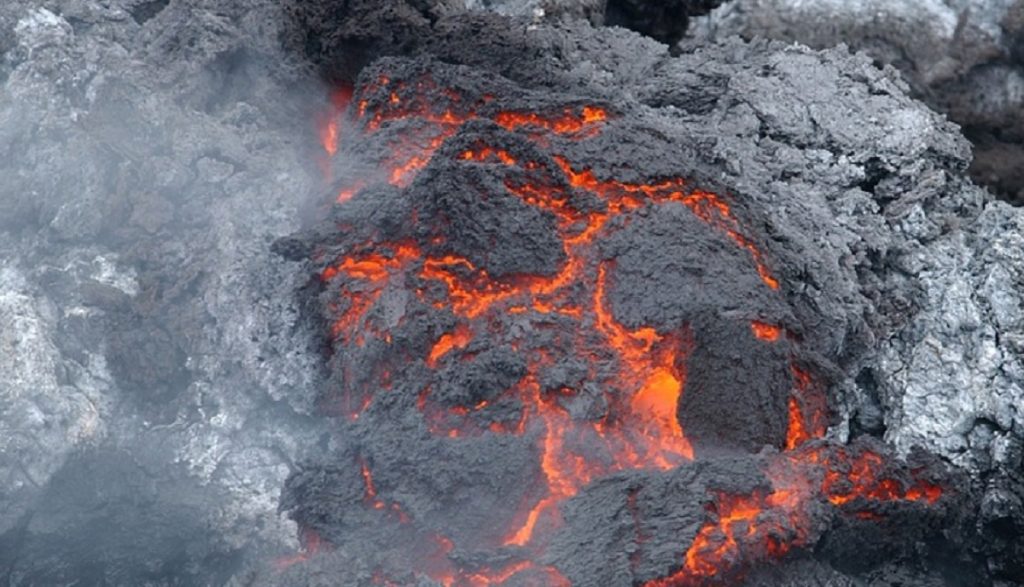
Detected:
[{"left": 273, "top": 56, "right": 957, "bottom": 586}]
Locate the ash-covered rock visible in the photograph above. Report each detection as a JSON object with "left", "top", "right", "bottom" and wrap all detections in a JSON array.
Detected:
[
  {"left": 694, "top": 0, "right": 1024, "bottom": 205},
  {"left": 683, "top": 0, "right": 1024, "bottom": 499},
  {"left": 0, "top": 0, "right": 335, "bottom": 582},
  {"left": 0, "top": 264, "right": 112, "bottom": 537}
]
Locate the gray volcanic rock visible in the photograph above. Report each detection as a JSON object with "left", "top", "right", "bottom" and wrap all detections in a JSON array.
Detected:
[
  {"left": 463, "top": 0, "right": 603, "bottom": 21},
  {"left": 1, "top": 0, "right": 1022, "bottom": 585},
  {"left": 685, "top": 0, "right": 1024, "bottom": 480},
  {"left": 280, "top": 1, "right": 1023, "bottom": 583},
  {"left": 0, "top": 264, "right": 111, "bottom": 536},
  {"left": 695, "top": 0, "right": 1016, "bottom": 87},
  {"left": 0, "top": 0, "right": 332, "bottom": 582},
  {"left": 694, "top": 0, "right": 1024, "bottom": 204},
  {"left": 878, "top": 203, "right": 1024, "bottom": 471}
]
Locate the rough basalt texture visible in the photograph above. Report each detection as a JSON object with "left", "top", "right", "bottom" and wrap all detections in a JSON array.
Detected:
[
  {"left": 280, "top": 1, "right": 1023, "bottom": 584},
  {"left": 693, "top": 0, "right": 1024, "bottom": 205},
  {"left": 0, "top": 0, "right": 1022, "bottom": 585},
  {"left": 682, "top": 0, "right": 1024, "bottom": 493}
]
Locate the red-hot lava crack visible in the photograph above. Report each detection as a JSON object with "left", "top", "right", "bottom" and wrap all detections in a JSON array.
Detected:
[{"left": 287, "top": 62, "right": 949, "bottom": 586}]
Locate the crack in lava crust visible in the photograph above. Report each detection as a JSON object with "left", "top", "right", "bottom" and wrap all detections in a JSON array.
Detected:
[{"left": 286, "top": 58, "right": 949, "bottom": 586}]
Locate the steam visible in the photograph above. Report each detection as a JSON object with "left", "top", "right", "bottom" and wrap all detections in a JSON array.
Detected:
[{"left": 0, "top": 1, "right": 335, "bottom": 582}]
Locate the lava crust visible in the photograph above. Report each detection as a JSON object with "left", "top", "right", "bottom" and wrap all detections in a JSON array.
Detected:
[{"left": 276, "top": 55, "right": 954, "bottom": 586}]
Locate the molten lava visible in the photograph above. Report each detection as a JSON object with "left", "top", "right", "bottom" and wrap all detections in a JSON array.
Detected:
[
  {"left": 297, "top": 69, "right": 946, "bottom": 586},
  {"left": 643, "top": 441, "right": 944, "bottom": 586},
  {"left": 316, "top": 86, "right": 354, "bottom": 181},
  {"left": 750, "top": 321, "right": 782, "bottom": 342}
]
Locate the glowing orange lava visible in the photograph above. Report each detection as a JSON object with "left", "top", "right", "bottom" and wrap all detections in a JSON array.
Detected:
[
  {"left": 785, "top": 397, "right": 810, "bottom": 451},
  {"left": 321, "top": 243, "right": 421, "bottom": 344},
  {"left": 305, "top": 77, "right": 945, "bottom": 586},
  {"left": 494, "top": 106, "right": 608, "bottom": 134},
  {"left": 274, "top": 528, "right": 326, "bottom": 572},
  {"left": 427, "top": 325, "right": 474, "bottom": 367},
  {"left": 315, "top": 85, "right": 354, "bottom": 178},
  {"left": 821, "top": 449, "right": 943, "bottom": 507},
  {"left": 785, "top": 365, "right": 827, "bottom": 451},
  {"left": 645, "top": 443, "right": 943, "bottom": 586},
  {"left": 751, "top": 321, "right": 782, "bottom": 342}
]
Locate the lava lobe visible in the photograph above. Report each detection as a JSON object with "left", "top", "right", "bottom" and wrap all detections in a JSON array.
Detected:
[{"left": 277, "top": 56, "right": 950, "bottom": 586}]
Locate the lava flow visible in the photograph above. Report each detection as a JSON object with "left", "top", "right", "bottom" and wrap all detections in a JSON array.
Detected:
[
  {"left": 644, "top": 442, "right": 944, "bottom": 586},
  {"left": 288, "top": 64, "right": 948, "bottom": 586}
]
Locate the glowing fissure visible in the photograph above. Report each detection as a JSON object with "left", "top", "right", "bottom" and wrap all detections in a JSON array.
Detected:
[
  {"left": 785, "top": 365, "right": 827, "bottom": 451},
  {"left": 355, "top": 459, "right": 560, "bottom": 587},
  {"left": 273, "top": 527, "right": 326, "bottom": 572},
  {"left": 427, "top": 324, "right": 474, "bottom": 367},
  {"left": 321, "top": 243, "right": 421, "bottom": 346},
  {"left": 316, "top": 86, "right": 354, "bottom": 182}
]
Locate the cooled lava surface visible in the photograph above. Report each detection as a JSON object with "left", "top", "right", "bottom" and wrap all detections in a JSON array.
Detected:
[{"left": 277, "top": 57, "right": 951, "bottom": 586}]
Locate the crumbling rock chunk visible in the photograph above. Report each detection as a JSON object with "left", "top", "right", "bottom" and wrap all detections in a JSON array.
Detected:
[
  {"left": 679, "top": 317, "right": 791, "bottom": 453},
  {"left": 695, "top": 0, "right": 1024, "bottom": 206}
]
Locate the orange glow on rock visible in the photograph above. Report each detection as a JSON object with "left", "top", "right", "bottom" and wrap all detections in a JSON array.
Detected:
[
  {"left": 906, "top": 482, "right": 944, "bottom": 504},
  {"left": 322, "top": 243, "right": 421, "bottom": 344},
  {"left": 494, "top": 106, "right": 608, "bottom": 134},
  {"left": 309, "top": 77, "right": 946, "bottom": 586},
  {"left": 336, "top": 180, "right": 365, "bottom": 204},
  {"left": 318, "top": 105, "right": 787, "bottom": 556},
  {"left": 314, "top": 86, "right": 354, "bottom": 182},
  {"left": 646, "top": 444, "right": 944, "bottom": 586},
  {"left": 822, "top": 449, "right": 942, "bottom": 507},
  {"left": 643, "top": 483, "right": 811, "bottom": 587},
  {"left": 785, "top": 397, "right": 809, "bottom": 451},
  {"left": 460, "top": 146, "right": 518, "bottom": 166},
  {"left": 317, "top": 87, "right": 352, "bottom": 157},
  {"left": 632, "top": 368, "right": 685, "bottom": 439},
  {"left": 320, "top": 118, "right": 339, "bottom": 157},
  {"left": 274, "top": 528, "right": 325, "bottom": 572},
  {"left": 751, "top": 321, "right": 782, "bottom": 342},
  {"left": 785, "top": 366, "right": 827, "bottom": 451},
  {"left": 360, "top": 460, "right": 386, "bottom": 510},
  {"left": 681, "top": 191, "right": 779, "bottom": 291},
  {"left": 427, "top": 325, "right": 474, "bottom": 367}
]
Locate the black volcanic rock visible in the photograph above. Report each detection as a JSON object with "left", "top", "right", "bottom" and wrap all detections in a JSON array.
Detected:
[
  {"left": 270, "top": 4, "right": 1012, "bottom": 583},
  {"left": 0, "top": 0, "right": 1021, "bottom": 585},
  {"left": 604, "top": 0, "right": 724, "bottom": 46}
]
